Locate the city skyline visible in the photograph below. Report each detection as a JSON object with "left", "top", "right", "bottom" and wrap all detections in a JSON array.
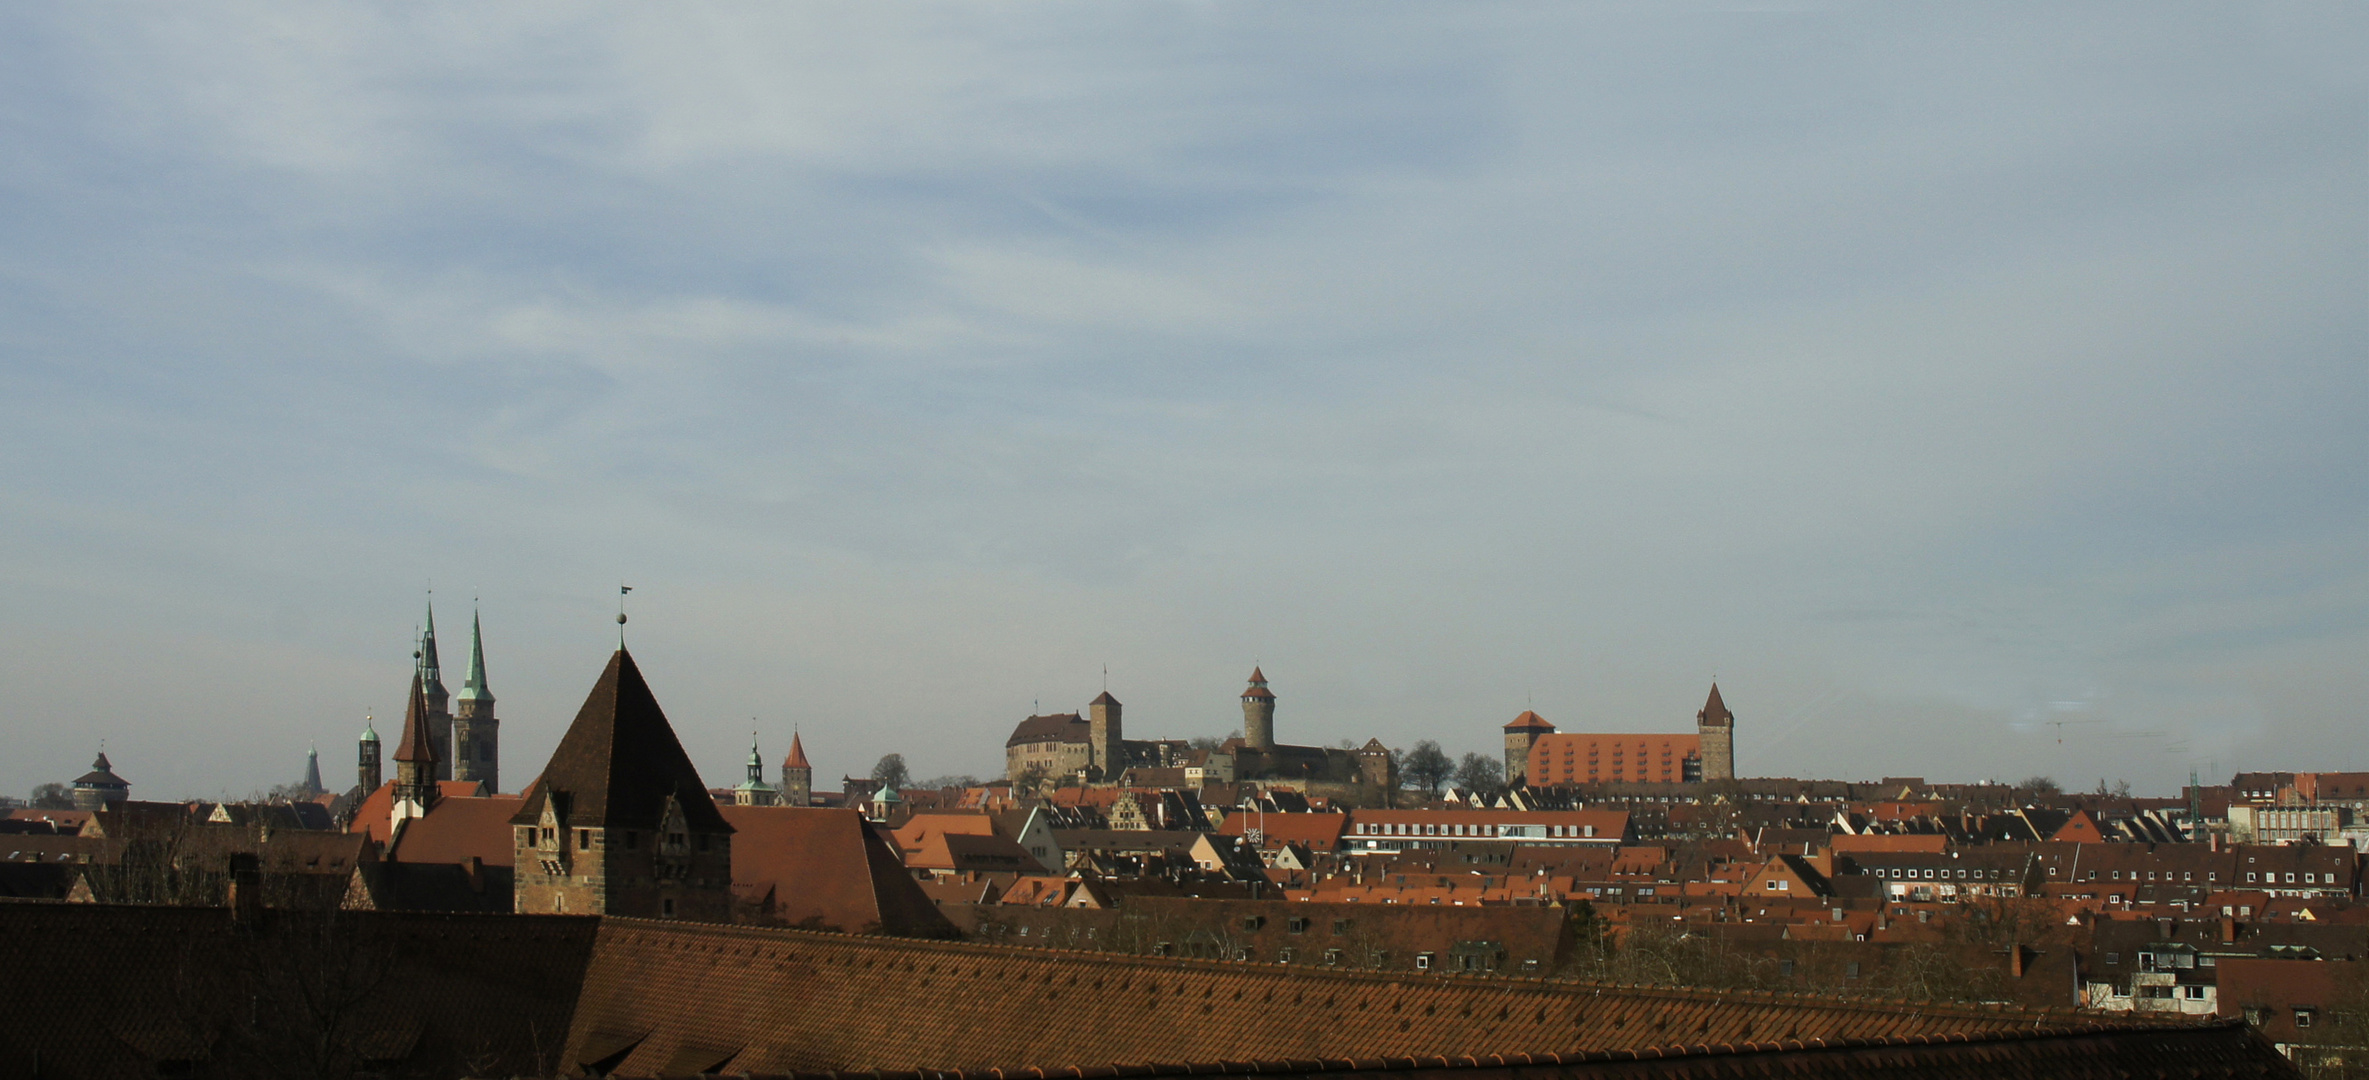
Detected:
[{"left": 3, "top": 6, "right": 2363, "bottom": 801}]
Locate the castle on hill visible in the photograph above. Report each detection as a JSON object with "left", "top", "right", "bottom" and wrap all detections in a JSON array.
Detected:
[{"left": 1004, "top": 668, "right": 1397, "bottom": 799}]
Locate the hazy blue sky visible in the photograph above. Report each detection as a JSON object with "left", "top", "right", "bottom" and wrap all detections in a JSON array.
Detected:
[{"left": 2, "top": 4, "right": 2362, "bottom": 802}]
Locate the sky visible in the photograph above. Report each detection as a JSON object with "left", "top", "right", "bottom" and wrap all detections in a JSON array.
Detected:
[{"left": 1, "top": 4, "right": 2363, "bottom": 803}]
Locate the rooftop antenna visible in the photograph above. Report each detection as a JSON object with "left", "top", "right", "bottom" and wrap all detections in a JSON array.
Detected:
[
  {"left": 617, "top": 584, "right": 633, "bottom": 646},
  {"left": 1103, "top": 664, "right": 1108, "bottom": 692}
]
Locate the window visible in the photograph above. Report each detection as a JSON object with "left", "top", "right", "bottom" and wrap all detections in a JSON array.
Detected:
[
  {"left": 577, "top": 829, "right": 591, "bottom": 850},
  {"left": 661, "top": 898, "right": 675, "bottom": 917},
  {"left": 1333, "top": 919, "right": 1352, "bottom": 934},
  {"left": 1324, "top": 949, "right": 1342, "bottom": 966},
  {"left": 1416, "top": 953, "right": 1434, "bottom": 970},
  {"left": 1241, "top": 916, "right": 1264, "bottom": 931},
  {"left": 1287, "top": 918, "right": 1308, "bottom": 934},
  {"left": 2297, "top": 1009, "right": 2316, "bottom": 1028},
  {"left": 1845, "top": 962, "right": 1861, "bottom": 979},
  {"left": 1278, "top": 948, "right": 1294, "bottom": 963},
  {"left": 2184, "top": 985, "right": 2207, "bottom": 1000}
]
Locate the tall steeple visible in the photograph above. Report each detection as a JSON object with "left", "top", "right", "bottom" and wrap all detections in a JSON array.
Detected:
[
  {"left": 457, "top": 607, "right": 492, "bottom": 706},
  {"left": 1696, "top": 682, "right": 1735, "bottom": 783},
  {"left": 418, "top": 600, "right": 455, "bottom": 781},
  {"left": 392, "top": 668, "right": 441, "bottom": 822},
  {"left": 420, "top": 601, "right": 447, "bottom": 701},
  {"left": 301, "top": 743, "right": 325, "bottom": 796},
  {"left": 733, "top": 733, "right": 778, "bottom": 806},
  {"left": 452, "top": 605, "right": 501, "bottom": 792}
]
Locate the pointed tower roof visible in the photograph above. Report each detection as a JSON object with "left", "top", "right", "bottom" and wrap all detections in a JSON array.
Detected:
[
  {"left": 1242, "top": 667, "right": 1275, "bottom": 702},
  {"left": 508, "top": 649, "right": 731, "bottom": 832},
  {"left": 302, "top": 743, "right": 324, "bottom": 793},
  {"left": 456, "top": 607, "right": 493, "bottom": 703},
  {"left": 783, "top": 731, "right": 811, "bottom": 771},
  {"left": 394, "top": 670, "right": 438, "bottom": 765},
  {"left": 1699, "top": 683, "right": 1733, "bottom": 725},
  {"left": 1503, "top": 710, "right": 1556, "bottom": 733},
  {"left": 1248, "top": 666, "right": 1267, "bottom": 685},
  {"left": 1090, "top": 690, "right": 1121, "bottom": 707},
  {"left": 420, "top": 601, "right": 447, "bottom": 697}
]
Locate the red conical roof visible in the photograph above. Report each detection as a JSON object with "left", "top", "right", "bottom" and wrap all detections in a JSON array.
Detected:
[
  {"left": 1248, "top": 666, "right": 1266, "bottom": 684},
  {"left": 1698, "top": 683, "right": 1733, "bottom": 726},
  {"left": 394, "top": 670, "right": 438, "bottom": 765},
  {"left": 784, "top": 731, "right": 811, "bottom": 770}
]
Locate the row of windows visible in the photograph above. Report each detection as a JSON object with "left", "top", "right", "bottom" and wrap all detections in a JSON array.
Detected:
[
  {"left": 1354, "top": 822, "right": 1599, "bottom": 838},
  {"left": 522, "top": 827, "right": 715, "bottom": 853}
]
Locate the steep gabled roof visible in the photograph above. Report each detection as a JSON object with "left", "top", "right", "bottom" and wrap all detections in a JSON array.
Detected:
[
  {"left": 508, "top": 649, "right": 730, "bottom": 833},
  {"left": 394, "top": 671, "right": 437, "bottom": 766},
  {"left": 1089, "top": 691, "right": 1121, "bottom": 707},
  {"left": 783, "top": 732, "right": 811, "bottom": 770}
]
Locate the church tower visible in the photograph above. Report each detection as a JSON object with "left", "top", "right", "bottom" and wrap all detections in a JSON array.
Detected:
[
  {"left": 419, "top": 602, "right": 455, "bottom": 781},
  {"left": 1697, "top": 683, "right": 1735, "bottom": 782},
  {"left": 451, "top": 607, "right": 500, "bottom": 792},
  {"left": 358, "top": 717, "right": 382, "bottom": 793},
  {"left": 1241, "top": 667, "right": 1276, "bottom": 751},
  {"left": 391, "top": 668, "right": 442, "bottom": 827},
  {"left": 510, "top": 648, "right": 735, "bottom": 920},
  {"left": 1088, "top": 690, "right": 1123, "bottom": 781},
  {"left": 780, "top": 732, "right": 812, "bottom": 808}
]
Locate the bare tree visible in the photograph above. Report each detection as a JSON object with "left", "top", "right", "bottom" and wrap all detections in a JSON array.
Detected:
[
  {"left": 1401, "top": 741, "right": 1453, "bottom": 797},
  {"left": 870, "top": 753, "right": 910, "bottom": 791},
  {"left": 29, "top": 782, "right": 73, "bottom": 809},
  {"left": 1455, "top": 753, "right": 1505, "bottom": 798},
  {"left": 2018, "top": 776, "right": 2062, "bottom": 796}
]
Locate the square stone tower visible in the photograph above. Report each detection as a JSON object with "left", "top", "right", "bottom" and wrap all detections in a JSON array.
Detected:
[
  {"left": 1696, "top": 684, "right": 1735, "bottom": 783},
  {"left": 511, "top": 648, "right": 735, "bottom": 920}
]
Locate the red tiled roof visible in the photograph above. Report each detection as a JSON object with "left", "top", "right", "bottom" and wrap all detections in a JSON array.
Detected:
[
  {"left": 347, "top": 781, "right": 499, "bottom": 845},
  {"left": 1503, "top": 710, "right": 1556, "bottom": 732},
  {"left": 723, "top": 805, "right": 955, "bottom": 937},
  {"left": 784, "top": 732, "right": 811, "bottom": 770},
  {"left": 386, "top": 794, "right": 527, "bottom": 868}
]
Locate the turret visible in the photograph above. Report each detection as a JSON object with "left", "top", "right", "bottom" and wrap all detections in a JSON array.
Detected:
[
  {"left": 1088, "top": 690, "right": 1123, "bottom": 780},
  {"left": 780, "top": 732, "right": 813, "bottom": 808},
  {"left": 1241, "top": 667, "right": 1276, "bottom": 752},
  {"left": 359, "top": 717, "right": 382, "bottom": 793},
  {"left": 451, "top": 607, "right": 501, "bottom": 792},
  {"left": 301, "top": 743, "right": 325, "bottom": 796},
  {"left": 1502, "top": 710, "right": 1556, "bottom": 786},
  {"left": 1697, "top": 683, "right": 1735, "bottom": 783},
  {"left": 734, "top": 734, "right": 778, "bottom": 806},
  {"left": 71, "top": 751, "right": 130, "bottom": 811}
]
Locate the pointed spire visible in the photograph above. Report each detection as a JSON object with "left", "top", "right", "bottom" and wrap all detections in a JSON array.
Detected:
[
  {"left": 394, "top": 670, "right": 438, "bottom": 765},
  {"left": 784, "top": 731, "right": 811, "bottom": 771},
  {"left": 361, "top": 715, "right": 379, "bottom": 743},
  {"left": 1242, "top": 667, "right": 1275, "bottom": 702},
  {"left": 302, "top": 743, "right": 324, "bottom": 794},
  {"left": 420, "top": 599, "right": 447, "bottom": 697},
  {"left": 506, "top": 648, "right": 730, "bottom": 832},
  {"left": 457, "top": 606, "right": 493, "bottom": 703},
  {"left": 1699, "top": 683, "right": 1733, "bottom": 726}
]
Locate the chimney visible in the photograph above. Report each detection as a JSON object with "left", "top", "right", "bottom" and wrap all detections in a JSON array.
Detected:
[
  {"left": 2221, "top": 915, "right": 2238, "bottom": 945},
  {"left": 2010, "top": 944, "right": 2027, "bottom": 978},
  {"left": 464, "top": 855, "right": 484, "bottom": 893},
  {"left": 226, "top": 853, "right": 262, "bottom": 924}
]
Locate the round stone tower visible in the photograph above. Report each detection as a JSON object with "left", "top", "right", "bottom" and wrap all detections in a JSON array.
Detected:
[{"left": 1241, "top": 667, "right": 1276, "bottom": 751}]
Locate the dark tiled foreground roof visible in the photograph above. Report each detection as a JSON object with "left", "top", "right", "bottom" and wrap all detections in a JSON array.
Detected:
[
  {"left": 669, "top": 1023, "right": 2294, "bottom": 1080},
  {"left": 0, "top": 901, "right": 2296, "bottom": 1080},
  {"left": 565, "top": 918, "right": 2225, "bottom": 1077}
]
